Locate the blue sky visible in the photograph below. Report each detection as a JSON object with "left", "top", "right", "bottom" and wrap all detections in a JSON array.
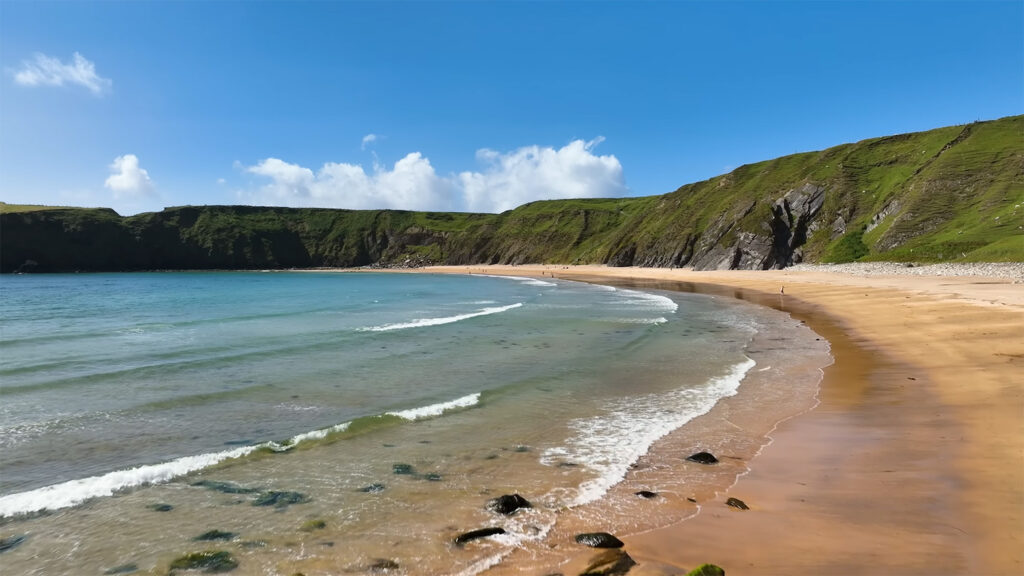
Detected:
[{"left": 1, "top": 1, "right": 1020, "bottom": 215}]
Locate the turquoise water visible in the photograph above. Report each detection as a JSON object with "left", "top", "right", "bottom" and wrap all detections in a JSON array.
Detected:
[{"left": 0, "top": 272, "right": 826, "bottom": 575}]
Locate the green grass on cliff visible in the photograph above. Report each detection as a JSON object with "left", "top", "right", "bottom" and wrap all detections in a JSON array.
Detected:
[{"left": 2, "top": 115, "right": 1021, "bottom": 273}]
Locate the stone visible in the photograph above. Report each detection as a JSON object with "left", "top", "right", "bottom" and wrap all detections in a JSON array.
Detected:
[
  {"left": 686, "top": 451, "right": 719, "bottom": 465},
  {"left": 104, "top": 564, "right": 138, "bottom": 574},
  {"left": 194, "top": 530, "right": 237, "bottom": 541},
  {"left": 725, "top": 497, "right": 749, "bottom": 510},
  {"left": 580, "top": 549, "right": 636, "bottom": 575},
  {"left": 392, "top": 463, "right": 415, "bottom": 475},
  {"left": 634, "top": 491, "right": 658, "bottom": 499},
  {"left": 423, "top": 473, "right": 443, "bottom": 482},
  {"left": 359, "top": 483, "right": 386, "bottom": 493},
  {"left": 686, "top": 564, "right": 725, "bottom": 576},
  {"left": 252, "top": 491, "right": 310, "bottom": 508},
  {"left": 574, "top": 532, "right": 625, "bottom": 549},
  {"left": 300, "top": 519, "right": 326, "bottom": 532},
  {"left": 454, "top": 527, "right": 506, "bottom": 545},
  {"left": 0, "top": 535, "right": 26, "bottom": 553},
  {"left": 168, "top": 550, "right": 238, "bottom": 573},
  {"left": 147, "top": 503, "right": 173, "bottom": 512},
  {"left": 487, "top": 494, "right": 532, "bottom": 515}
]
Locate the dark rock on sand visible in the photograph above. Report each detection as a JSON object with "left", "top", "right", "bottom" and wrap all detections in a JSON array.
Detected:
[
  {"left": 369, "top": 558, "right": 400, "bottom": 571},
  {"left": 423, "top": 473, "right": 443, "bottom": 482},
  {"left": 392, "top": 463, "right": 415, "bottom": 475},
  {"left": 580, "top": 549, "right": 636, "bottom": 575},
  {"left": 454, "top": 527, "right": 506, "bottom": 545},
  {"left": 103, "top": 563, "right": 139, "bottom": 574},
  {"left": 252, "top": 491, "right": 310, "bottom": 508},
  {"left": 574, "top": 533, "right": 625, "bottom": 549},
  {"left": 0, "top": 535, "right": 27, "bottom": 553},
  {"left": 687, "top": 497, "right": 697, "bottom": 503},
  {"left": 487, "top": 494, "right": 532, "bottom": 515},
  {"left": 359, "top": 482, "right": 386, "bottom": 493},
  {"left": 194, "top": 530, "right": 237, "bottom": 541},
  {"left": 168, "top": 550, "right": 238, "bottom": 573},
  {"left": 686, "top": 452, "right": 719, "bottom": 465},
  {"left": 192, "top": 480, "right": 259, "bottom": 494},
  {"left": 635, "top": 491, "right": 658, "bottom": 499},
  {"left": 725, "top": 497, "right": 749, "bottom": 510},
  {"left": 147, "top": 503, "right": 173, "bottom": 512},
  {"left": 686, "top": 564, "right": 725, "bottom": 576}
]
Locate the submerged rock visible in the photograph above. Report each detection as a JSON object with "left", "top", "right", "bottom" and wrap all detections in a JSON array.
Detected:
[
  {"left": 686, "top": 564, "right": 725, "bottom": 576},
  {"left": 574, "top": 533, "right": 625, "bottom": 549},
  {"left": 454, "top": 527, "right": 506, "bottom": 545},
  {"left": 725, "top": 497, "right": 749, "bottom": 510},
  {"left": 0, "top": 535, "right": 27, "bottom": 554},
  {"left": 685, "top": 452, "right": 719, "bottom": 465},
  {"left": 369, "top": 558, "right": 400, "bottom": 572},
  {"left": 392, "top": 463, "right": 415, "bottom": 475},
  {"left": 359, "top": 483, "right": 386, "bottom": 493},
  {"left": 147, "top": 503, "right": 173, "bottom": 512},
  {"left": 487, "top": 494, "right": 532, "bottom": 515},
  {"left": 580, "top": 549, "right": 636, "bottom": 575},
  {"left": 422, "top": 473, "right": 443, "bottom": 482},
  {"left": 300, "top": 519, "right": 327, "bottom": 532},
  {"left": 168, "top": 550, "right": 238, "bottom": 573},
  {"left": 635, "top": 491, "right": 658, "bottom": 499},
  {"left": 194, "top": 530, "right": 237, "bottom": 541},
  {"left": 191, "top": 480, "right": 259, "bottom": 494},
  {"left": 252, "top": 491, "right": 310, "bottom": 508},
  {"left": 103, "top": 563, "right": 138, "bottom": 574}
]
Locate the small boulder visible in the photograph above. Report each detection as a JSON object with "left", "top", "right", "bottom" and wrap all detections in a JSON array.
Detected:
[
  {"left": 725, "top": 498, "right": 748, "bottom": 510},
  {"left": 686, "top": 564, "right": 725, "bottom": 576},
  {"left": 359, "top": 483, "right": 386, "bottom": 493},
  {"left": 575, "top": 533, "right": 625, "bottom": 549},
  {"left": 454, "top": 527, "right": 506, "bottom": 545},
  {"left": 634, "top": 491, "right": 658, "bottom": 499},
  {"left": 168, "top": 550, "right": 238, "bottom": 573},
  {"left": 103, "top": 564, "right": 138, "bottom": 574},
  {"left": 300, "top": 519, "right": 326, "bottom": 532},
  {"left": 0, "top": 535, "right": 27, "bottom": 554},
  {"left": 369, "top": 558, "right": 400, "bottom": 572},
  {"left": 422, "top": 473, "right": 443, "bottom": 482},
  {"left": 487, "top": 494, "right": 532, "bottom": 515},
  {"left": 580, "top": 549, "right": 636, "bottom": 575},
  {"left": 147, "top": 503, "right": 173, "bottom": 512},
  {"left": 686, "top": 452, "right": 719, "bottom": 465}
]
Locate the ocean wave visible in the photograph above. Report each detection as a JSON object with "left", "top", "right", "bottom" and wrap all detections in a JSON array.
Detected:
[
  {"left": 386, "top": 393, "right": 481, "bottom": 421},
  {"left": 541, "top": 357, "right": 756, "bottom": 506},
  {"left": 358, "top": 303, "right": 523, "bottom": 332},
  {"left": 472, "top": 274, "right": 558, "bottom": 287},
  {"left": 604, "top": 317, "right": 668, "bottom": 325},
  {"left": 614, "top": 288, "right": 679, "bottom": 313}
]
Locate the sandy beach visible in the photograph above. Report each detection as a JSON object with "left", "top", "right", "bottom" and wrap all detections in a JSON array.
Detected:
[{"left": 423, "top": 264, "right": 1023, "bottom": 576}]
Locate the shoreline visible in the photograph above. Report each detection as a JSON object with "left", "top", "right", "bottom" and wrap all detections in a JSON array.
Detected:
[{"left": 421, "top": 265, "right": 1023, "bottom": 575}]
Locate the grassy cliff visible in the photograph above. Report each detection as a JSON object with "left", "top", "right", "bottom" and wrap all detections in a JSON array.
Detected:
[{"left": 2, "top": 115, "right": 1021, "bottom": 273}]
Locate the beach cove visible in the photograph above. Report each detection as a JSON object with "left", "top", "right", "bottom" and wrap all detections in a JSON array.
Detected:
[{"left": 421, "top": 264, "right": 1024, "bottom": 576}]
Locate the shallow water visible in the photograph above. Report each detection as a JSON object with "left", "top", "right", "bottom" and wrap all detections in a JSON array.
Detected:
[{"left": 0, "top": 272, "right": 828, "bottom": 575}]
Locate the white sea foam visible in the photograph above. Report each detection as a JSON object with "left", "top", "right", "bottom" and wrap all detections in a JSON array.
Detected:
[
  {"left": 386, "top": 393, "right": 481, "bottom": 421},
  {"left": 541, "top": 357, "right": 756, "bottom": 506},
  {"left": 359, "top": 303, "right": 523, "bottom": 332},
  {"left": 614, "top": 288, "right": 679, "bottom": 313},
  {"left": 472, "top": 274, "right": 558, "bottom": 287},
  {"left": 606, "top": 317, "right": 668, "bottom": 325}
]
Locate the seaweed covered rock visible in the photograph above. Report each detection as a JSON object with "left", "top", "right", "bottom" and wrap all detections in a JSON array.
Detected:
[
  {"left": 454, "top": 527, "right": 506, "bottom": 545},
  {"left": 299, "top": 519, "right": 326, "bottom": 532},
  {"left": 392, "top": 463, "right": 415, "bottom": 475},
  {"left": 368, "top": 558, "right": 400, "bottom": 572},
  {"left": 487, "top": 494, "right": 532, "bottom": 515},
  {"left": 686, "top": 564, "right": 725, "bottom": 576},
  {"left": 725, "top": 497, "right": 749, "bottom": 510},
  {"left": 194, "top": 530, "right": 237, "bottom": 542},
  {"left": 685, "top": 452, "right": 719, "bottom": 465},
  {"left": 574, "top": 533, "right": 625, "bottom": 549},
  {"left": 580, "top": 549, "right": 636, "bottom": 575},
  {"left": 168, "top": 550, "right": 238, "bottom": 573},
  {"left": 191, "top": 480, "right": 258, "bottom": 494},
  {"left": 359, "top": 483, "right": 386, "bottom": 493},
  {"left": 252, "top": 491, "right": 310, "bottom": 508}
]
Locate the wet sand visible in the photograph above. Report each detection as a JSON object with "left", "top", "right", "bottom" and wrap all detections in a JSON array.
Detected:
[{"left": 424, "top": 265, "right": 1023, "bottom": 576}]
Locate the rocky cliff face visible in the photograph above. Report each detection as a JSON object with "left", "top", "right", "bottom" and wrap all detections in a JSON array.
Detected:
[{"left": 3, "top": 116, "right": 1020, "bottom": 273}]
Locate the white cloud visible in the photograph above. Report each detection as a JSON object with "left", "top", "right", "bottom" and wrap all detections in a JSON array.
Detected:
[
  {"left": 458, "top": 137, "right": 625, "bottom": 212},
  {"left": 13, "top": 52, "right": 111, "bottom": 95},
  {"left": 243, "top": 138, "right": 626, "bottom": 213},
  {"left": 104, "top": 154, "right": 155, "bottom": 198},
  {"left": 361, "top": 134, "right": 379, "bottom": 150}
]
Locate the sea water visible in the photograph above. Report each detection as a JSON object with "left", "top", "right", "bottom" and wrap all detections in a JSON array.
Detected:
[{"left": 0, "top": 272, "right": 828, "bottom": 575}]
